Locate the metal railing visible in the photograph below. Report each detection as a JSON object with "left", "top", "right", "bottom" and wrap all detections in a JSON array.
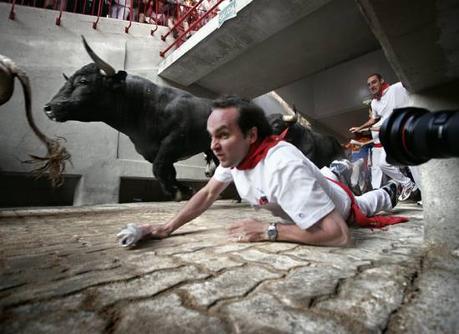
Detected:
[
  {"left": 4, "top": 0, "right": 220, "bottom": 41},
  {"left": 159, "top": 0, "right": 224, "bottom": 57}
]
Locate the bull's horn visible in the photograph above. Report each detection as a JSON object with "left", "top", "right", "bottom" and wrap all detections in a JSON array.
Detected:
[
  {"left": 282, "top": 114, "right": 298, "bottom": 123},
  {"left": 62, "top": 73, "right": 69, "bottom": 81},
  {"left": 81, "top": 36, "right": 116, "bottom": 77}
]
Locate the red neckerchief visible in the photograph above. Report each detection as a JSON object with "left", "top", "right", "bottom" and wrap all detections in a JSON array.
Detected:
[
  {"left": 326, "top": 177, "right": 408, "bottom": 228},
  {"left": 373, "top": 82, "right": 390, "bottom": 101},
  {"left": 236, "top": 129, "right": 288, "bottom": 170}
]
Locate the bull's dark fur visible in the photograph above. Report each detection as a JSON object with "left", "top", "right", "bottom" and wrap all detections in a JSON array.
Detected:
[
  {"left": 267, "top": 113, "right": 345, "bottom": 168},
  {"left": 45, "top": 63, "right": 217, "bottom": 201}
]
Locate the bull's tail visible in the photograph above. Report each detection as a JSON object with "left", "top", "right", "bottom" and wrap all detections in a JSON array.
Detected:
[{"left": 1, "top": 55, "right": 71, "bottom": 187}]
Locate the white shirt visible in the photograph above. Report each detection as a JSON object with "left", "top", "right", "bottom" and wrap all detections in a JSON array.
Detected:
[
  {"left": 213, "top": 141, "right": 350, "bottom": 229},
  {"left": 370, "top": 82, "right": 411, "bottom": 144}
]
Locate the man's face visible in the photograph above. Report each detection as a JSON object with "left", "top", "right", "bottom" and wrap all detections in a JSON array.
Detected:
[
  {"left": 367, "top": 75, "right": 383, "bottom": 95},
  {"left": 207, "top": 107, "right": 257, "bottom": 168}
]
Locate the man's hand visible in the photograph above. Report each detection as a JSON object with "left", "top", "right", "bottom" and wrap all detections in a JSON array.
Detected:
[
  {"left": 349, "top": 126, "right": 360, "bottom": 133},
  {"left": 116, "top": 223, "right": 172, "bottom": 247},
  {"left": 116, "top": 223, "right": 144, "bottom": 247},
  {"left": 228, "top": 218, "right": 268, "bottom": 243}
]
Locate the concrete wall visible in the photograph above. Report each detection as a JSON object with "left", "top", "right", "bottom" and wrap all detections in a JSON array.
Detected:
[{"left": 0, "top": 4, "right": 215, "bottom": 206}]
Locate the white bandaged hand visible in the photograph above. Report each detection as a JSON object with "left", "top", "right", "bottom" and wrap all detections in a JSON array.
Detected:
[{"left": 117, "top": 223, "right": 144, "bottom": 247}]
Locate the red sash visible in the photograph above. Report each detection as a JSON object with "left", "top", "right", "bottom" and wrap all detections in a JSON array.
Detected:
[
  {"left": 327, "top": 177, "right": 408, "bottom": 228},
  {"left": 236, "top": 129, "right": 288, "bottom": 170}
]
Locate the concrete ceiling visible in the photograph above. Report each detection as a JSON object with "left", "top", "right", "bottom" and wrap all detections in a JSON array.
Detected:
[
  {"left": 356, "top": 0, "right": 459, "bottom": 93},
  {"left": 159, "top": 0, "right": 380, "bottom": 98}
]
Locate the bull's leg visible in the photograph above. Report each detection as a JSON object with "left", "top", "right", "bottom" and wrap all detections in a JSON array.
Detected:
[
  {"left": 153, "top": 134, "right": 197, "bottom": 201},
  {"left": 153, "top": 160, "right": 193, "bottom": 201}
]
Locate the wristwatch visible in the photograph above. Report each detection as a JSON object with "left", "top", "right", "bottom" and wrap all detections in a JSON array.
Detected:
[{"left": 267, "top": 223, "right": 278, "bottom": 241}]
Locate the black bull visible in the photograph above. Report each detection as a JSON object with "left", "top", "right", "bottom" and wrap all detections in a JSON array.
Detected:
[
  {"left": 267, "top": 113, "right": 345, "bottom": 168},
  {"left": 44, "top": 38, "right": 217, "bottom": 201}
]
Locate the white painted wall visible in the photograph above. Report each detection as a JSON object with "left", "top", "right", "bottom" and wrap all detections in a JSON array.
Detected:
[{"left": 0, "top": 4, "right": 214, "bottom": 205}]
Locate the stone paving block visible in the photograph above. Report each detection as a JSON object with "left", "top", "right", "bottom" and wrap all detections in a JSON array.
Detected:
[
  {"left": 254, "top": 241, "right": 300, "bottom": 253},
  {"left": 210, "top": 243, "right": 254, "bottom": 254},
  {"left": 88, "top": 265, "right": 209, "bottom": 308},
  {"left": 153, "top": 239, "right": 222, "bottom": 256},
  {"left": 172, "top": 249, "right": 244, "bottom": 272},
  {"left": 0, "top": 293, "right": 106, "bottom": 334},
  {"left": 177, "top": 265, "right": 282, "bottom": 308},
  {"left": 236, "top": 248, "right": 309, "bottom": 271},
  {"left": 114, "top": 293, "right": 228, "bottom": 334},
  {"left": 117, "top": 253, "right": 181, "bottom": 274},
  {"left": 331, "top": 243, "right": 421, "bottom": 267},
  {"left": 282, "top": 246, "right": 371, "bottom": 272},
  {"left": 260, "top": 265, "right": 355, "bottom": 309},
  {"left": 314, "top": 264, "right": 417, "bottom": 332},
  {"left": 387, "top": 248, "right": 459, "bottom": 334},
  {"left": 219, "top": 292, "right": 353, "bottom": 333}
]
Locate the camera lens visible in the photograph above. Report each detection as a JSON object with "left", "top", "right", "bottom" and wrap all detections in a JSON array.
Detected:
[{"left": 380, "top": 107, "right": 459, "bottom": 165}]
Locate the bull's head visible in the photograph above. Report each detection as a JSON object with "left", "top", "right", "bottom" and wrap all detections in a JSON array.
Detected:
[
  {"left": 44, "top": 36, "right": 127, "bottom": 122},
  {"left": 267, "top": 112, "right": 298, "bottom": 135}
]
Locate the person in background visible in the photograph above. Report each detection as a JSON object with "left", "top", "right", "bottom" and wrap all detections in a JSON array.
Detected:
[{"left": 350, "top": 73, "right": 421, "bottom": 201}]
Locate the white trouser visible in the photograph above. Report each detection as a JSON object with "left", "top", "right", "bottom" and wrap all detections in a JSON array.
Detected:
[
  {"left": 111, "top": 0, "right": 131, "bottom": 20},
  {"left": 371, "top": 147, "right": 413, "bottom": 189},
  {"left": 321, "top": 167, "right": 392, "bottom": 219},
  {"left": 409, "top": 165, "right": 422, "bottom": 193}
]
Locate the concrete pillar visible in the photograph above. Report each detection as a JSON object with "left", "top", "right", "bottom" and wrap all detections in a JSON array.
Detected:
[
  {"left": 412, "top": 81, "right": 459, "bottom": 249},
  {"left": 421, "top": 159, "right": 459, "bottom": 249}
]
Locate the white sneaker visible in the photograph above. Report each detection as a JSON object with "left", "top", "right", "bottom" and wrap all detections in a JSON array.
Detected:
[
  {"left": 398, "top": 182, "right": 417, "bottom": 201},
  {"left": 382, "top": 180, "right": 400, "bottom": 208},
  {"left": 329, "top": 159, "right": 352, "bottom": 186}
]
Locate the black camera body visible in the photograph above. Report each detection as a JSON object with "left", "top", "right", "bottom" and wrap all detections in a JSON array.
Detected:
[{"left": 380, "top": 107, "right": 459, "bottom": 165}]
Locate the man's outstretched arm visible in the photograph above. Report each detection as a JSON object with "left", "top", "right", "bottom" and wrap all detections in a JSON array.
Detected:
[
  {"left": 149, "top": 177, "right": 229, "bottom": 237},
  {"left": 118, "top": 178, "right": 229, "bottom": 246},
  {"left": 349, "top": 116, "right": 379, "bottom": 133},
  {"left": 228, "top": 209, "right": 351, "bottom": 247}
]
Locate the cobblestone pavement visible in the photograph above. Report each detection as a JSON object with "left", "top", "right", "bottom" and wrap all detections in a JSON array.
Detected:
[{"left": 0, "top": 201, "right": 458, "bottom": 333}]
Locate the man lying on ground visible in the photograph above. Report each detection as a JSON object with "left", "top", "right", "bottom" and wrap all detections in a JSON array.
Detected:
[{"left": 117, "top": 96, "right": 406, "bottom": 248}]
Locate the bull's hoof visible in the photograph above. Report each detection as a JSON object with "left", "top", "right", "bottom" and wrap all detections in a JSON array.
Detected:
[
  {"left": 170, "top": 184, "right": 195, "bottom": 202},
  {"left": 174, "top": 190, "right": 183, "bottom": 202}
]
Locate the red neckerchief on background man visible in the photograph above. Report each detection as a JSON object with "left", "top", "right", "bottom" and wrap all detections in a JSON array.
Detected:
[
  {"left": 236, "top": 129, "right": 288, "bottom": 170},
  {"left": 373, "top": 82, "right": 390, "bottom": 101},
  {"left": 326, "top": 177, "right": 409, "bottom": 228}
]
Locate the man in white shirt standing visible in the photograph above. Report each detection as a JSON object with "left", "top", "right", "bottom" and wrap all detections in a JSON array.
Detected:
[
  {"left": 117, "top": 96, "right": 406, "bottom": 248},
  {"left": 350, "top": 73, "right": 420, "bottom": 200}
]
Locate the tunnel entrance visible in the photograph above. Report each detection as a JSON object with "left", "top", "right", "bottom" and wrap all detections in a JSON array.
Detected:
[{"left": 0, "top": 172, "right": 80, "bottom": 208}]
